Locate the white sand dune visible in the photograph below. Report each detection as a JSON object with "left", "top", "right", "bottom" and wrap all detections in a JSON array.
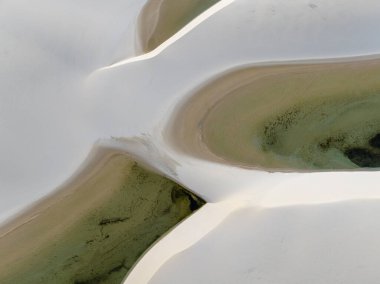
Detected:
[
  {"left": 1, "top": 0, "right": 380, "bottom": 283},
  {"left": 150, "top": 200, "right": 380, "bottom": 284}
]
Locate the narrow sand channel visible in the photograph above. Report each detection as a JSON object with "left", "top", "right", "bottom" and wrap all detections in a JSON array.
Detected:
[
  {"left": 168, "top": 57, "right": 380, "bottom": 171},
  {"left": 0, "top": 151, "right": 204, "bottom": 284},
  {"left": 137, "top": 0, "right": 220, "bottom": 52}
]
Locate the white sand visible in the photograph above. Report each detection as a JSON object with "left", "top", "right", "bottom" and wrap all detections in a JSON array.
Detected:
[
  {"left": 151, "top": 200, "right": 380, "bottom": 284},
  {"left": 1, "top": 0, "right": 380, "bottom": 283}
]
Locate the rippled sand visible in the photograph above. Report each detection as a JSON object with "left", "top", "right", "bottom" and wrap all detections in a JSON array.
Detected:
[
  {"left": 0, "top": 151, "right": 204, "bottom": 284},
  {"left": 138, "top": 0, "right": 219, "bottom": 52},
  {"left": 169, "top": 57, "right": 380, "bottom": 171}
]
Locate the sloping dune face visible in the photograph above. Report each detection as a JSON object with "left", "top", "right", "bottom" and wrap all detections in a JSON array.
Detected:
[
  {"left": 0, "top": 153, "right": 204, "bottom": 284},
  {"left": 137, "top": 0, "right": 220, "bottom": 52},
  {"left": 170, "top": 58, "right": 380, "bottom": 170}
]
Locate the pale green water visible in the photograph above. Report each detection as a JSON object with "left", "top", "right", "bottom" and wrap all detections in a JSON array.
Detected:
[
  {"left": 258, "top": 93, "right": 380, "bottom": 169},
  {"left": 0, "top": 155, "right": 204, "bottom": 284},
  {"left": 199, "top": 59, "right": 380, "bottom": 170}
]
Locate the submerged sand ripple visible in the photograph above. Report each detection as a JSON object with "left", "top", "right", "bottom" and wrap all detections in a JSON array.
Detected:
[{"left": 169, "top": 57, "right": 380, "bottom": 170}]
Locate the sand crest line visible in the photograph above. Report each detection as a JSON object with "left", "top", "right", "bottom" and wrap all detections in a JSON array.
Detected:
[
  {"left": 97, "top": 0, "right": 235, "bottom": 71},
  {"left": 123, "top": 201, "right": 242, "bottom": 284}
]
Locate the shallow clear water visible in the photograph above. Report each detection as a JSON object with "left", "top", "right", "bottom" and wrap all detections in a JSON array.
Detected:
[{"left": 196, "top": 59, "right": 380, "bottom": 170}]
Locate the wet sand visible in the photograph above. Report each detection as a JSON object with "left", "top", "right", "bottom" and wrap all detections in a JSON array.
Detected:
[
  {"left": 137, "top": 0, "right": 220, "bottom": 52},
  {"left": 0, "top": 150, "right": 204, "bottom": 284},
  {"left": 168, "top": 57, "right": 380, "bottom": 171}
]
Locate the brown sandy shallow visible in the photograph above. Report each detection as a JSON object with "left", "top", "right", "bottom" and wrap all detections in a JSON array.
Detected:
[
  {"left": 137, "top": 0, "right": 220, "bottom": 52},
  {"left": 0, "top": 149, "right": 204, "bottom": 284},
  {"left": 167, "top": 57, "right": 380, "bottom": 171}
]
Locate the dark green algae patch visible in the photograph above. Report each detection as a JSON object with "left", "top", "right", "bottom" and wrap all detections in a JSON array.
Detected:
[{"left": 0, "top": 155, "right": 205, "bottom": 284}]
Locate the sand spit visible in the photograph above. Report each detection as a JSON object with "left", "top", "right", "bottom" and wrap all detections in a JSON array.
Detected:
[
  {"left": 137, "top": 0, "right": 220, "bottom": 53},
  {"left": 168, "top": 57, "right": 380, "bottom": 171},
  {"left": 0, "top": 151, "right": 204, "bottom": 284}
]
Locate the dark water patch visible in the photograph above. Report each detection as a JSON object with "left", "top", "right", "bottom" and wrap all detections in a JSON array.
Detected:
[
  {"left": 369, "top": 133, "right": 380, "bottom": 149},
  {"left": 344, "top": 147, "right": 380, "bottom": 167},
  {"left": 98, "top": 217, "right": 129, "bottom": 226},
  {"left": 171, "top": 185, "right": 204, "bottom": 211}
]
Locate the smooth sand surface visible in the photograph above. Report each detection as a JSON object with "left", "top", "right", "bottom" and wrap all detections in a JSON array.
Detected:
[
  {"left": 168, "top": 57, "right": 380, "bottom": 171},
  {"left": 150, "top": 200, "right": 380, "bottom": 284},
  {"left": 137, "top": 0, "right": 219, "bottom": 52},
  {"left": 0, "top": 151, "right": 204, "bottom": 284}
]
